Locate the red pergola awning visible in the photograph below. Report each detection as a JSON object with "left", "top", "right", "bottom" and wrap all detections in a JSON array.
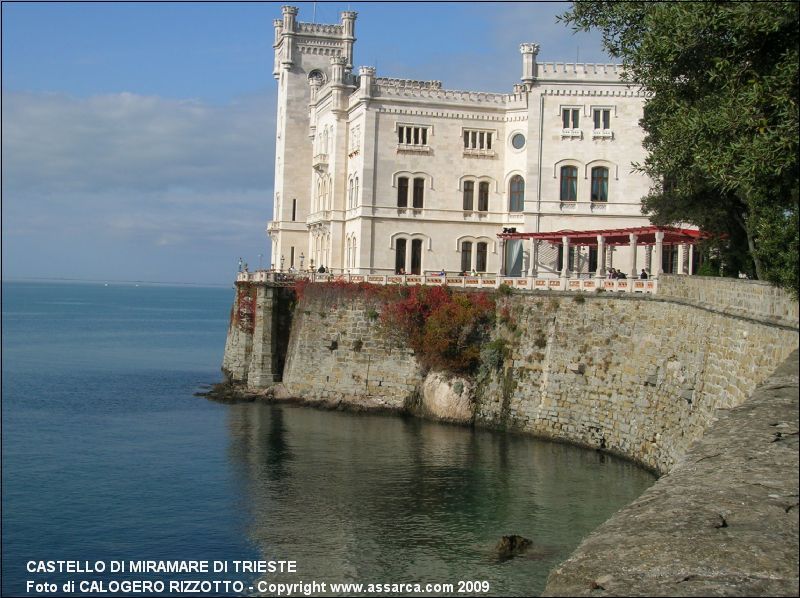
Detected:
[{"left": 497, "top": 226, "right": 712, "bottom": 247}]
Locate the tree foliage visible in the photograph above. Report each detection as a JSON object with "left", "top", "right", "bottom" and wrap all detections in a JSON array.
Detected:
[{"left": 562, "top": 2, "right": 798, "bottom": 293}]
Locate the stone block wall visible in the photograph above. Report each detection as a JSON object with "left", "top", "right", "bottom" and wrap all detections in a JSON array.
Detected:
[
  {"left": 658, "top": 274, "right": 799, "bottom": 327},
  {"left": 222, "top": 279, "right": 798, "bottom": 474},
  {"left": 222, "top": 283, "right": 295, "bottom": 386},
  {"left": 221, "top": 284, "right": 257, "bottom": 383},
  {"left": 474, "top": 293, "right": 798, "bottom": 473},
  {"left": 281, "top": 293, "right": 422, "bottom": 410}
]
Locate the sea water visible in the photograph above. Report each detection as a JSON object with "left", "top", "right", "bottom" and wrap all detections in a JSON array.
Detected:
[{"left": 2, "top": 282, "right": 654, "bottom": 596}]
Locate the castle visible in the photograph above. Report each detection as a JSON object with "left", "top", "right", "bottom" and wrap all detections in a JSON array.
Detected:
[{"left": 266, "top": 6, "right": 671, "bottom": 278}]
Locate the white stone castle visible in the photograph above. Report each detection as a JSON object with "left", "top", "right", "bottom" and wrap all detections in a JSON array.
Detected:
[{"left": 267, "top": 6, "right": 661, "bottom": 278}]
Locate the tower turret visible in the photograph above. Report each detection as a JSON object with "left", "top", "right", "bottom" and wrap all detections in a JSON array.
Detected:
[
  {"left": 280, "top": 6, "right": 299, "bottom": 69},
  {"left": 358, "top": 66, "right": 375, "bottom": 103},
  {"left": 340, "top": 11, "right": 357, "bottom": 71},
  {"left": 520, "top": 43, "right": 540, "bottom": 89}
]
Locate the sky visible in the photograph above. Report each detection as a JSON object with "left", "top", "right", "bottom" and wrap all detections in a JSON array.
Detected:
[{"left": 2, "top": 2, "right": 609, "bottom": 285}]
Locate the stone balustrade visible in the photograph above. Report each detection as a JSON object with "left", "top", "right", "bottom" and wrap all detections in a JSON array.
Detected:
[{"left": 235, "top": 270, "right": 659, "bottom": 294}]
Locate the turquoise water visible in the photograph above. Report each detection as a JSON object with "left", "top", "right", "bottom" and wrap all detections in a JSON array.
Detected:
[{"left": 2, "top": 282, "right": 654, "bottom": 596}]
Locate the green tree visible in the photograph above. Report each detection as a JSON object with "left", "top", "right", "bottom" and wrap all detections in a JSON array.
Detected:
[{"left": 562, "top": 2, "right": 798, "bottom": 293}]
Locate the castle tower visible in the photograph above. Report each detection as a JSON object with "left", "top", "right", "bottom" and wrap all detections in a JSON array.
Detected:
[
  {"left": 520, "top": 43, "right": 540, "bottom": 89},
  {"left": 268, "top": 6, "right": 357, "bottom": 271}
]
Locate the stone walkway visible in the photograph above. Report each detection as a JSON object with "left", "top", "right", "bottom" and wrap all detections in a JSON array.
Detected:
[{"left": 543, "top": 349, "right": 799, "bottom": 597}]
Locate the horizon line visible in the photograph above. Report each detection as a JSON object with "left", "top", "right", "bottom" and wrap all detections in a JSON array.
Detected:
[{"left": 4, "top": 276, "right": 231, "bottom": 288}]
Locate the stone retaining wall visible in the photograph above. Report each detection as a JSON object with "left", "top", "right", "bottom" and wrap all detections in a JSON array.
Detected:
[
  {"left": 658, "top": 274, "right": 799, "bottom": 327},
  {"left": 221, "top": 277, "right": 799, "bottom": 595},
  {"left": 542, "top": 349, "right": 799, "bottom": 597},
  {"left": 281, "top": 294, "right": 421, "bottom": 411},
  {"left": 475, "top": 293, "right": 797, "bottom": 473}
]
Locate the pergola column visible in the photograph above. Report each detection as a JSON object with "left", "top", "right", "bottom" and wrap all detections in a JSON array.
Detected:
[
  {"left": 498, "top": 239, "right": 505, "bottom": 276},
  {"left": 529, "top": 239, "right": 538, "bottom": 278},
  {"left": 654, "top": 230, "right": 664, "bottom": 278},
  {"left": 688, "top": 244, "right": 695, "bottom": 275},
  {"left": 677, "top": 244, "right": 686, "bottom": 275},
  {"left": 595, "top": 235, "right": 606, "bottom": 279},
  {"left": 561, "top": 235, "right": 570, "bottom": 279},
  {"left": 628, "top": 233, "right": 638, "bottom": 278}
]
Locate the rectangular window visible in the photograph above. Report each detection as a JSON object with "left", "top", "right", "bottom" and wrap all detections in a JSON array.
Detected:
[
  {"left": 395, "top": 239, "right": 407, "bottom": 274},
  {"left": 463, "top": 181, "right": 474, "bottom": 211},
  {"left": 398, "top": 125, "right": 430, "bottom": 147},
  {"left": 591, "top": 167, "right": 609, "bottom": 202},
  {"left": 412, "top": 177, "right": 424, "bottom": 209},
  {"left": 593, "top": 108, "right": 611, "bottom": 130},
  {"left": 397, "top": 177, "right": 408, "bottom": 207},
  {"left": 562, "top": 108, "right": 580, "bottom": 129},
  {"left": 476, "top": 242, "right": 487, "bottom": 272},
  {"left": 290, "top": 247, "right": 295, "bottom": 268},
  {"left": 461, "top": 242, "right": 472, "bottom": 274},
  {"left": 463, "top": 129, "right": 494, "bottom": 151},
  {"left": 291, "top": 198, "right": 297, "bottom": 222},
  {"left": 411, "top": 239, "right": 423, "bottom": 275},
  {"left": 478, "top": 182, "right": 489, "bottom": 211},
  {"left": 560, "top": 166, "right": 578, "bottom": 202}
]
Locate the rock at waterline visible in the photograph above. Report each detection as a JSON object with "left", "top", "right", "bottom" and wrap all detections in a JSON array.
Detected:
[{"left": 494, "top": 535, "right": 533, "bottom": 561}]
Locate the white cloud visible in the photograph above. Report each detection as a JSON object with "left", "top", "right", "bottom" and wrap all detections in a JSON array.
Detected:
[
  {"left": 3, "top": 90, "right": 275, "bottom": 194},
  {"left": 2, "top": 90, "right": 277, "bottom": 282}
]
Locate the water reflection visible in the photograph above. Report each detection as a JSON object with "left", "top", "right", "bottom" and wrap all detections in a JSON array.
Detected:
[{"left": 226, "top": 404, "right": 654, "bottom": 596}]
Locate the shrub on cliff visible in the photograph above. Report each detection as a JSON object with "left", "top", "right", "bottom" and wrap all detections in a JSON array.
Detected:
[
  {"left": 293, "top": 281, "right": 497, "bottom": 375},
  {"left": 380, "top": 286, "right": 495, "bottom": 374}
]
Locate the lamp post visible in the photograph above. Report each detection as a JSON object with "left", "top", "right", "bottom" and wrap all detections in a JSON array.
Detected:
[
  {"left": 280, "top": 255, "right": 285, "bottom": 272},
  {"left": 300, "top": 252, "right": 305, "bottom": 269}
]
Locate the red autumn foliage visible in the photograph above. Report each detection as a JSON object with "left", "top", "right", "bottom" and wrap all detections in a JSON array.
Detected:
[
  {"left": 379, "top": 285, "right": 496, "bottom": 374},
  {"left": 292, "top": 280, "right": 497, "bottom": 374}
]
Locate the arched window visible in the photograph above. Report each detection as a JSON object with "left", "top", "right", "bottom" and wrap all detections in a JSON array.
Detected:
[
  {"left": 478, "top": 182, "right": 489, "bottom": 212},
  {"left": 560, "top": 166, "right": 578, "bottom": 202},
  {"left": 348, "top": 178, "right": 354, "bottom": 208},
  {"left": 591, "top": 166, "right": 609, "bottom": 202},
  {"left": 308, "top": 70, "right": 325, "bottom": 85},
  {"left": 509, "top": 175, "right": 524, "bottom": 212},
  {"left": 463, "top": 181, "right": 474, "bottom": 211},
  {"left": 353, "top": 176, "right": 359, "bottom": 207}
]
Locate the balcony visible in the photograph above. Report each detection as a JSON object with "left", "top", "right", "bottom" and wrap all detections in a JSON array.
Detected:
[
  {"left": 396, "top": 143, "right": 431, "bottom": 154},
  {"left": 463, "top": 148, "right": 496, "bottom": 158},
  {"left": 312, "top": 153, "right": 328, "bottom": 171},
  {"left": 560, "top": 128, "right": 583, "bottom": 139},
  {"left": 592, "top": 129, "right": 614, "bottom": 140},
  {"left": 307, "top": 210, "right": 331, "bottom": 225}
]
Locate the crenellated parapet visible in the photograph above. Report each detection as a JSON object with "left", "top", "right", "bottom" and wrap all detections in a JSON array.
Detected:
[
  {"left": 536, "top": 62, "right": 625, "bottom": 81},
  {"left": 296, "top": 21, "right": 344, "bottom": 35},
  {"left": 372, "top": 81, "right": 512, "bottom": 107},
  {"left": 374, "top": 77, "right": 443, "bottom": 90}
]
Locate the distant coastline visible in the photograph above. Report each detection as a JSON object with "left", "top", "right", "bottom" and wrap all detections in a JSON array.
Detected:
[{"left": 5, "top": 276, "right": 230, "bottom": 288}]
